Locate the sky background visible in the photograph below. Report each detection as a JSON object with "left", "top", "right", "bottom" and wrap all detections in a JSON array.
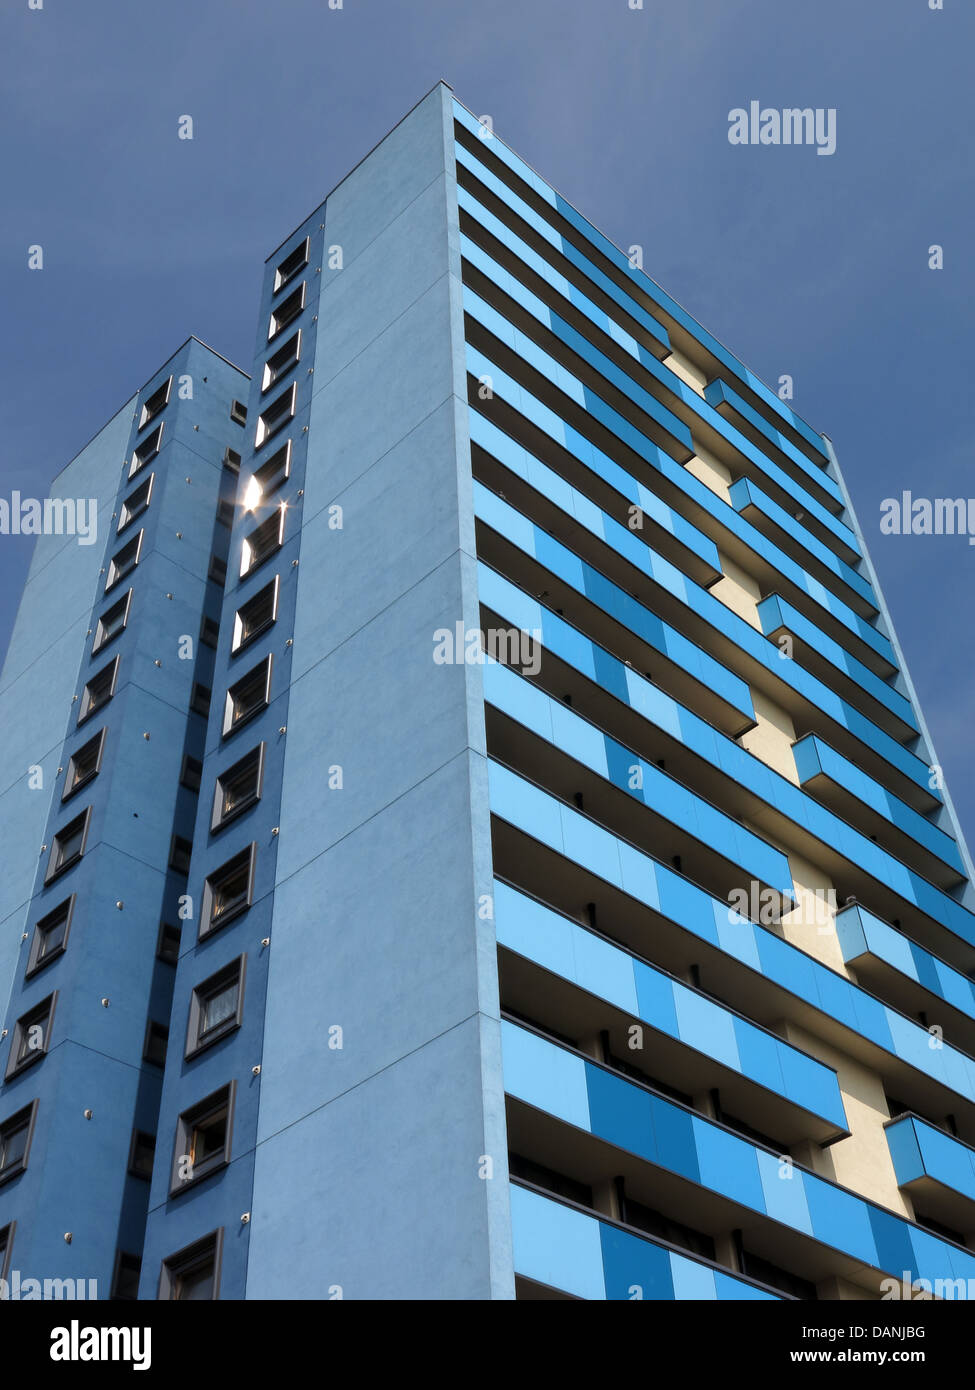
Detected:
[{"left": 2, "top": 0, "right": 973, "bottom": 841}]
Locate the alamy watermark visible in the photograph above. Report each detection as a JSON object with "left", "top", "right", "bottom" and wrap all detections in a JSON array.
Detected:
[
  {"left": 880, "top": 491, "right": 975, "bottom": 544},
  {"left": 0, "top": 493, "right": 97, "bottom": 545},
  {"left": 433, "top": 623, "right": 542, "bottom": 675},
  {"left": 728, "top": 102, "right": 837, "bottom": 156}
]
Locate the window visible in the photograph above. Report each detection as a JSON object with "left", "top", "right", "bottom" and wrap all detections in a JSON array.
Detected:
[
  {"left": 186, "top": 957, "right": 246, "bottom": 1059},
  {"left": 211, "top": 746, "right": 264, "bottom": 831},
  {"left": 26, "top": 897, "right": 74, "bottom": 978},
  {"left": 118, "top": 475, "right": 153, "bottom": 533},
  {"left": 62, "top": 728, "right": 107, "bottom": 801},
  {"left": 200, "top": 844, "right": 256, "bottom": 937},
  {"left": 262, "top": 331, "right": 301, "bottom": 394},
  {"left": 169, "top": 835, "right": 193, "bottom": 875},
  {"left": 739, "top": 1247, "right": 816, "bottom": 1301},
  {"left": 240, "top": 507, "right": 285, "bottom": 578},
  {"left": 92, "top": 591, "right": 132, "bottom": 655},
  {"left": 5, "top": 993, "right": 57, "bottom": 1080},
  {"left": 223, "top": 447, "right": 242, "bottom": 475},
  {"left": 223, "top": 656, "right": 272, "bottom": 737},
  {"left": 105, "top": 531, "right": 143, "bottom": 592},
  {"left": 622, "top": 1193, "right": 716, "bottom": 1263},
  {"left": 208, "top": 554, "right": 227, "bottom": 586},
  {"left": 232, "top": 576, "right": 279, "bottom": 653},
  {"left": 191, "top": 683, "right": 212, "bottom": 717},
  {"left": 0, "top": 1103, "right": 38, "bottom": 1186},
  {"left": 138, "top": 377, "right": 172, "bottom": 430},
  {"left": 170, "top": 1085, "right": 235, "bottom": 1195},
  {"left": 508, "top": 1153, "right": 593, "bottom": 1209},
  {"left": 0, "top": 1223, "right": 14, "bottom": 1284},
  {"left": 78, "top": 656, "right": 119, "bottom": 724},
  {"left": 111, "top": 1251, "right": 142, "bottom": 1301},
  {"left": 129, "top": 423, "right": 164, "bottom": 480},
  {"left": 200, "top": 615, "right": 220, "bottom": 649},
  {"left": 273, "top": 237, "right": 310, "bottom": 294},
  {"left": 159, "top": 1229, "right": 223, "bottom": 1301},
  {"left": 157, "top": 921, "right": 181, "bottom": 964},
  {"left": 230, "top": 399, "right": 248, "bottom": 426},
  {"left": 44, "top": 807, "right": 92, "bottom": 884},
  {"left": 143, "top": 1020, "right": 169, "bottom": 1067},
  {"left": 254, "top": 383, "right": 297, "bottom": 448},
  {"left": 243, "top": 442, "right": 291, "bottom": 510},
  {"left": 128, "top": 1129, "right": 156, "bottom": 1180},
  {"left": 180, "top": 755, "right": 203, "bottom": 792},
  {"left": 268, "top": 282, "right": 305, "bottom": 341},
  {"left": 217, "top": 499, "right": 235, "bottom": 528}
]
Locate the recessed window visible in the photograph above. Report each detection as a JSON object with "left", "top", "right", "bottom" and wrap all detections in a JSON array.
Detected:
[
  {"left": 128, "top": 1128, "right": 156, "bottom": 1180},
  {"left": 139, "top": 377, "right": 172, "bottom": 431},
  {"left": 217, "top": 499, "right": 235, "bottom": 528},
  {"left": 273, "top": 237, "right": 310, "bottom": 294},
  {"left": 0, "top": 1223, "right": 14, "bottom": 1284},
  {"left": 200, "top": 844, "right": 256, "bottom": 937},
  {"left": 159, "top": 1229, "right": 223, "bottom": 1301},
  {"left": 62, "top": 728, "right": 107, "bottom": 802},
  {"left": 169, "top": 835, "right": 193, "bottom": 875},
  {"left": 105, "top": 531, "right": 143, "bottom": 592},
  {"left": 230, "top": 399, "right": 248, "bottom": 426},
  {"left": 157, "top": 921, "right": 181, "bottom": 964},
  {"left": 244, "top": 442, "right": 291, "bottom": 511},
  {"left": 191, "top": 683, "right": 212, "bottom": 717},
  {"left": 186, "top": 956, "right": 246, "bottom": 1059},
  {"left": 92, "top": 590, "right": 133, "bottom": 656},
  {"left": 232, "top": 576, "right": 279, "bottom": 653},
  {"left": 255, "top": 383, "right": 297, "bottom": 449},
  {"left": 223, "top": 656, "right": 272, "bottom": 737},
  {"left": 5, "top": 993, "right": 57, "bottom": 1080},
  {"left": 0, "top": 1104, "right": 38, "bottom": 1185},
  {"left": 78, "top": 656, "right": 119, "bottom": 724},
  {"left": 129, "top": 423, "right": 164, "bottom": 480},
  {"left": 223, "top": 447, "right": 242, "bottom": 475},
  {"left": 240, "top": 507, "right": 285, "bottom": 578},
  {"left": 208, "top": 554, "right": 228, "bottom": 586},
  {"left": 45, "top": 807, "right": 92, "bottom": 884},
  {"left": 268, "top": 283, "right": 306, "bottom": 341},
  {"left": 143, "top": 1020, "right": 169, "bottom": 1067},
  {"left": 262, "top": 331, "right": 301, "bottom": 394},
  {"left": 200, "top": 615, "right": 220, "bottom": 649},
  {"left": 180, "top": 755, "right": 203, "bottom": 792},
  {"left": 211, "top": 746, "right": 265, "bottom": 832},
  {"left": 111, "top": 1251, "right": 142, "bottom": 1301},
  {"left": 170, "top": 1084, "right": 235, "bottom": 1195},
  {"left": 118, "top": 475, "right": 153, "bottom": 534},
  {"left": 26, "top": 897, "right": 74, "bottom": 978}
]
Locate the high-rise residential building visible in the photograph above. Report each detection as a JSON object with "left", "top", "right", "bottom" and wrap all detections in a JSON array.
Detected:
[{"left": 2, "top": 82, "right": 974, "bottom": 1303}]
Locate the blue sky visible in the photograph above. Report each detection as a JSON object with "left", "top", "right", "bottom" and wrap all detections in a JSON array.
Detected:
[{"left": 2, "top": 0, "right": 973, "bottom": 840}]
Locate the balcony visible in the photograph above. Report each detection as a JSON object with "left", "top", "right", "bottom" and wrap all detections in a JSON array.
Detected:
[{"left": 885, "top": 1114, "right": 975, "bottom": 1240}]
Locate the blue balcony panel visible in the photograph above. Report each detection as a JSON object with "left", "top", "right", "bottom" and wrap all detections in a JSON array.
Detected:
[
  {"left": 495, "top": 879, "right": 847, "bottom": 1140},
  {"left": 509, "top": 1182, "right": 781, "bottom": 1300},
  {"left": 452, "top": 105, "right": 830, "bottom": 463},
  {"left": 502, "top": 1019, "right": 975, "bottom": 1294},
  {"left": 885, "top": 1114, "right": 975, "bottom": 1238},
  {"left": 487, "top": 761, "right": 975, "bottom": 1123}
]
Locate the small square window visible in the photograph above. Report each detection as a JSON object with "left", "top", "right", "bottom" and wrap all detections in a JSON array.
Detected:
[
  {"left": 128, "top": 1128, "right": 156, "bottom": 1180},
  {"left": 273, "top": 238, "right": 310, "bottom": 295},
  {"left": 111, "top": 1251, "right": 142, "bottom": 1301},
  {"left": 268, "top": 283, "right": 306, "bottom": 341},
  {"left": 92, "top": 591, "right": 132, "bottom": 655},
  {"left": 159, "top": 1229, "right": 223, "bottom": 1301},
  {"left": 244, "top": 442, "right": 291, "bottom": 511},
  {"left": 223, "top": 448, "right": 242, "bottom": 475},
  {"left": 230, "top": 399, "right": 248, "bottom": 426},
  {"left": 45, "top": 807, "right": 92, "bottom": 884},
  {"left": 143, "top": 1020, "right": 169, "bottom": 1068},
  {"left": 118, "top": 475, "right": 153, "bottom": 534},
  {"left": 191, "top": 683, "right": 212, "bottom": 718},
  {"left": 129, "top": 423, "right": 164, "bottom": 480},
  {"left": 157, "top": 921, "right": 181, "bottom": 964},
  {"left": 200, "top": 845, "right": 256, "bottom": 937},
  {"left": 169, "top": 835, "right": 193, "bottom": 875},
  {"left": 262, "top": 331, "right": 301, "bottom": 394},
  {"left": 211, "top": 747, "right": 264, "bottom": 832},
  {"left": 26, "top": 897, "right": 74, "bottom": 978},
  {"left": 170, "top": 1084, "right": 235, "bottom": 1195},
  {"left": 255, "top": 383, "right": 297, "bottom": 449},
  {"left": 106, "top": 531, "right": 143, "bottom": 592},
  {"left": 208, "top": 554, "right": 228, "bottom": 586},
  {"left": 240, "top": 507, "right": 285, "bottom": 578},
  {"left": 200, "top": 615, "right": 220, "bottom": 649},
  {"left": 78, "top": 656, "right": 119, "bottom": 724},
  {"left": 223, "top": 655, "right": 272, "bottom": 737},
  {"left": 5, "top": 993, "right": 57, "bottom": 1080},
  {"left": 232, "top": 577, "right": 279, "bottom": 654},
  {"left": 138, "top": 377, "right": 172, "bottom": 431},
  {"left": 180, "top": 755, "right": 203, "bottom": 792},
  {"left": 62, "top": 728, "right": 107, "bottom": 802},
  {"left": 0, "top": 1222, "right": 15, "bottom": 1284},
  {"left": 0, "top": 1102, "right": 38, "bottom": 1186},
  {"left": 217, "top": 499, "right": 235, "bottom": 528},
  {"left": 186, "top": 956, "right": 246, "bottom": 1059}
]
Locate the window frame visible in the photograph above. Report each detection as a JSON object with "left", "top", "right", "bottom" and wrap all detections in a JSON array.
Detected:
[
  {"left": 5, "top": 992, "right": 58, "bottom": 1081},
  {"left": 200, "top": 843, "right": 257, "bottom": 939},
  {"left": 156, "top": 921, "right": 181, "bottom": 965},
  {"left": 44, "top": 806, "right": 93, "bottom": 884},
  {"left": 211, "top": 745, "right": 265, "bottom": 833},
  {"left": 111, "top": 1250, "right": 142, "bottom": 1302},
  {"left": 185, "top": 956, "right": 247, "bottom": 1060},
  {"left": 272, "top": 237, "right": 310, "bottom": 295},
  {"left": 0, "top": 1101, "right": 39, "bottom": 1187},
  {"left": 26, "top": 896, "right": 74, "bottom": 979},
  {"left": 169, "top": 1084, "right": 236, "bottom": 1196},
  {"left": 0, "top": 1221, "right": 15, "bottom": 1285},
  {"left": 254, "top": 382, "right": 297, "bottom": 450},
  {"left": 138, "top": 377, "right": 172, "bottom": 431},
  {"left": 92, "top": 590, "right": 133, "bottom": 656},
  {"left": 129, "top": 422, "right": 165, "bottom": 480},
  {"left": 267, "top": 282, "right": 306, "bottom": 341},
  {"left": 231, "top": 576, "right": 279, "bottom": 655},
  {"left": 127, "top": 1127, "right": 156, "bottom": 1181},
  {"left": 78, "top": 655, "right": 120, "bottom": 725},
  {"left": 62, "top": 727, "right": 107, "bottom": 802},
  {"left": 158, "top": 1228, "right": 224, "bottom": 1301},
  {"left": 230, "top": 399, "right": 248, "bottom": 427},
  {"left": 222, "top": 655, "right": 272, "bottom": 738},
  {"left": 240, "top": 506, "right": 285, "bottom": 579},
  {"left": 117, "top": 474, "right": 154, "bottom": 535},
  {"left": 245, "top": 442, "right": 292, "bottom": 510},
  {"left": 105, "top": 529, "right": 144, "bottom": 593},
  {"left": 261, "top": 330, "right": 301, "bottom": 394}
]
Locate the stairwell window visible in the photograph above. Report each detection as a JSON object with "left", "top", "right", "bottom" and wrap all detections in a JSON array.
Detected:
[
  {"left": 211, "top": 745, "right": 265, "bottom": 831},
  {"left": 129, "top": 423, "right": 164, "bottom": 479},
  {"left": 231, "top": 576, "right": 279, "bottom": 653},
  {"left": 62, "top": 727, "right": 106, "bottom": 801},
  {"left": 223, "top": 655, "right": 272, "bottom": 736},
  {"left": 118, "top": 475, "right": 153, "bottom": 534},
  {"left": 273, "top": 237, "right": 309, "bottom": 294},
  {"left": 45, "top": 807, "right": 92, "bottom": 884},
  {"left": 268, "top": 283, "right": 305, "bottom": 341},
  {"left": 92, "top": 591, "right": 132, "bottom": 655},
  {"left": 230, "top": 399, "right": 248, "bottom": 426},
  {"left": 106, "top": 531, "right": 143, "bottom": 592},
  {"left": 78, "top": 656, "right": 119, "bottom": 724},
  {"left": 138, "top": 377, "right": 172, "bottom": 430},
  {"left": 244, "top": 443, "right": 291, "bottom": 511},
  {"left": 262, "top": 332, "right": 301, "bottom": 394},
  {"left": 240, "top": 507, "right": 285, "bottom": 578},
  {"left": 255, "top": 383, "right": 296, "bottom": 449}
]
